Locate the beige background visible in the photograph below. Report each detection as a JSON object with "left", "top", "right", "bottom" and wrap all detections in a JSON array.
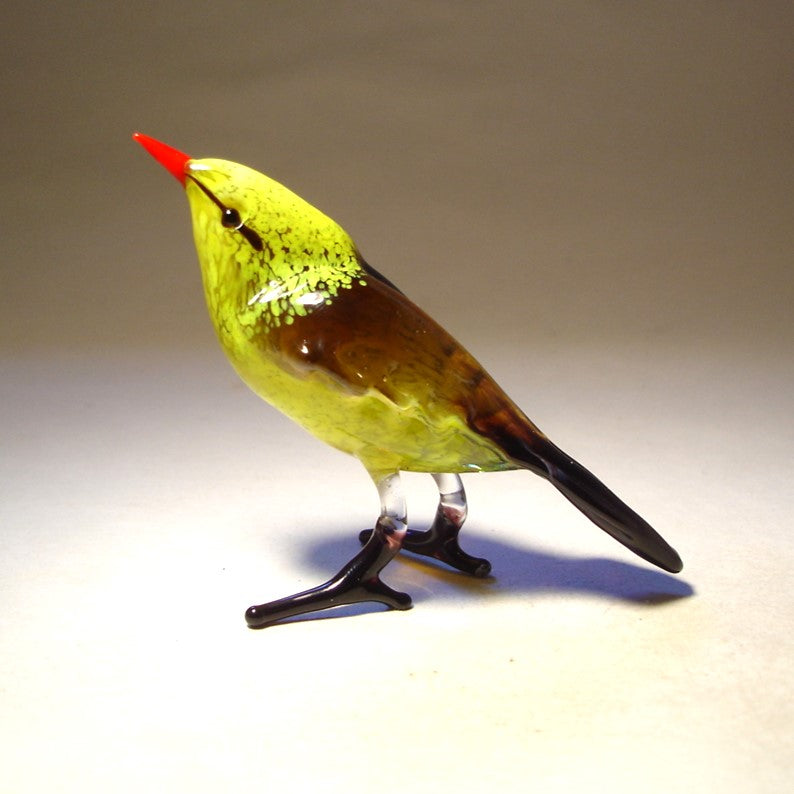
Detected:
[{"left": 2, "top": 2, "right": 792, "bottom": 792}]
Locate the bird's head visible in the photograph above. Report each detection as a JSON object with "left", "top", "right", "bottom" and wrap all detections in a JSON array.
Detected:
[{"left": 133, "top": 133, "right": 362, "bottom": 315}]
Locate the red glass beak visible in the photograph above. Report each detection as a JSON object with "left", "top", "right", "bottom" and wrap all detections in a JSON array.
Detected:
[{"left": 133, "top": 132, "right": 191, "bottom": 186}]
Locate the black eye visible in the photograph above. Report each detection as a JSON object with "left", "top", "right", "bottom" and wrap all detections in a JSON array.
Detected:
[
  {"left": 219, "top": 205, "right": 263, "bottom": 251},
  {"left": 221, "top": 208, "right": 242, "bottom": 229}
]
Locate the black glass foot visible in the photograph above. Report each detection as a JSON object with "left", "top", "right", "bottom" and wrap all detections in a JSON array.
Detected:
[
  {"left": 246, "top": 525, "right": 412, "bottom": 629},
  {"left": 359, "top": 512, "right": 492, "bottom": 578}
]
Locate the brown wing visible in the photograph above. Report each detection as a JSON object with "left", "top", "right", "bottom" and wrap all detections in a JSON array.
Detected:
[{"left": 265, "top": 273, "right": 544, "bottom": 455}]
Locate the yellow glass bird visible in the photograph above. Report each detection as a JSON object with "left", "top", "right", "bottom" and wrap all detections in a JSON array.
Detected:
[{"left": 134, "top": 133, "right": 682, "bottom": 628}]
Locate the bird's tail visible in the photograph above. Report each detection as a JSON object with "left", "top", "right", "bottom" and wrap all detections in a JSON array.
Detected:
[
  {"left": 539, "top": 439, "right": 682, "bottom": 573},
  {"left": 474, "top": 410, "right": 683, "bottom": 573}
]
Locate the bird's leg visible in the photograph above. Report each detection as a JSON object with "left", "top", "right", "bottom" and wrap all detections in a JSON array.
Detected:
[
  {"left": 408, "top": 473, "right": 492, "bottom": 577},
  {"left": 359, "top": 473, "right": 492, "bottom": 578},
  {"left": 245, "top": 472, "right": 412, "bottom": 628}
]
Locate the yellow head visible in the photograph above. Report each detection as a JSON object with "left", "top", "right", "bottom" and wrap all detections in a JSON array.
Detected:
[{"left": 133, "top": 133, "right": 367, "bottom": 334}]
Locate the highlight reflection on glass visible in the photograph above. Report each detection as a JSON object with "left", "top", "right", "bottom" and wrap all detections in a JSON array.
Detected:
[{"left": 134, "top": 132, "right": 683, "bottom": 629}]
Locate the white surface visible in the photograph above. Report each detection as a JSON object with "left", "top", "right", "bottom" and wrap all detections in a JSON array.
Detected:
[
  {"left": 2, "top": 344, "right": 791, "bottom": 793},
  {"left": 2, "top": 3, "right": 792, "bottom": 790}
]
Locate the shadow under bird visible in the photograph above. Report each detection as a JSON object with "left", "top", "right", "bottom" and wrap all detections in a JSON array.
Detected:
[{"left": 133, "top": 132, "right": 683, "bottom": 628}]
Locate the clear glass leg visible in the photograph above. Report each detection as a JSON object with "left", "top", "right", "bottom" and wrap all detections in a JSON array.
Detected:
[{"left": 360, "top": 472, "right": 492, "bottom": 578}]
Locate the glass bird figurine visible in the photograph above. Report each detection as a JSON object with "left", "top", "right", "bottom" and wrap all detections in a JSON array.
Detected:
[{"left": 134, "top": 133, "right": 683, "bottom": 628}]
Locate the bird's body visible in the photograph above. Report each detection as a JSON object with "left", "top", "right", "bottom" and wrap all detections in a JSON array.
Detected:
[
  {"left": 135, "top": 133, "right": 683, "bottom": 628},
  {"left": 186, "top": 158, "right": 531, "bottom": 477}
]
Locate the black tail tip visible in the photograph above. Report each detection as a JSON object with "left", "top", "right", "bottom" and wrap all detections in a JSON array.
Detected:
[
  {"left": 635, "top": 543, "right": 683, "bottom": 575},
  {"left": 540, "top": 447, "right": 684, "bottom": 575}
]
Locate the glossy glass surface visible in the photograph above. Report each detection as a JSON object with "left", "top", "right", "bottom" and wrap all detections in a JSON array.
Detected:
[{"left": 136, "top": 134, "right": 682, "bottom": 627}]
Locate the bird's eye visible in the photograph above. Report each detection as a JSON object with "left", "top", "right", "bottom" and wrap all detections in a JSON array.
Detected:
[
  {"left": 219, "top": 206, "right": 263, "bottom": 251},
  {"left": 221, "top": 208, "right": 242, "bottom": 229}
]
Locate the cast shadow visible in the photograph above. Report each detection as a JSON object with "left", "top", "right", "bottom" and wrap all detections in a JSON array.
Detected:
[{"left": 262, "top": 523, "right": 693, "bottom": 626}]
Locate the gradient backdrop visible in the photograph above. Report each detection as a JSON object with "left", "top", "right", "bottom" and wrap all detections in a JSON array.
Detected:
[{"left": 2, "top": 3, "right": 792, "bottom": 792}]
